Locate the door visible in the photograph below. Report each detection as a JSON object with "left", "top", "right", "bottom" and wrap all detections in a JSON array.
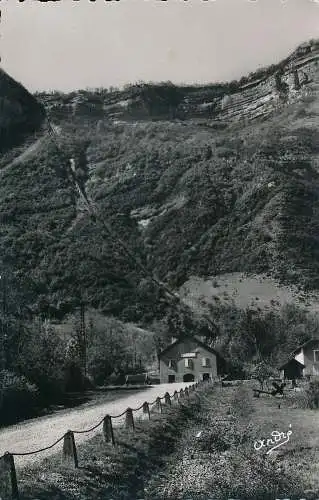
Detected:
[
  {"left": 183, "top": 373, "right": 194, "bottom": 382},
  {"left": 202, "top": 373, "right": 210, "bottom": 381},
  {"left": 168, "top": 375, "right": 175, "bottom": 383}
]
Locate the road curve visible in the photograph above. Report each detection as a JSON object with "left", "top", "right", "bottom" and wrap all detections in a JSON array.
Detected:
[{"left": 0, "top": 382, "right": 190, "bottom": 468}]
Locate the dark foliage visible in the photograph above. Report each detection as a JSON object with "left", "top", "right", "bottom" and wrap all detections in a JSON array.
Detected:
[{"left": 0, "top": 69, "right": 45, "bottom": 153}]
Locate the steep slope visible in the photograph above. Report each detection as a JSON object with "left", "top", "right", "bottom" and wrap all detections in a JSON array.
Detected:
[
  {"left": 0, "top": 40, "right": 318, "bottom": 332},
  {"left": 0, "top": 69, "right": 45, "bottom": 153}
]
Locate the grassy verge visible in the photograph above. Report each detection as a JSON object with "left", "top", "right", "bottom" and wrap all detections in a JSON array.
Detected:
[
  {"left": 16, "top": 388, "right": 206, "bottom": 499},
  {"left": 143, "top": 383, "right": 319, "bottom": 500}
]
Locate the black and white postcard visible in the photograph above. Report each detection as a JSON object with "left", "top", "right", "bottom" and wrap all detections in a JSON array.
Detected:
[{"left": 0, "top": 1, "right": 318, "bottom": 499}]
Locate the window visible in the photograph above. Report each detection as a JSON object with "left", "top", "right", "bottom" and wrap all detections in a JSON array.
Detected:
[
  {"left": 314, "top": 350, "right": 319, "bottom": 363},
  {"left": 168, "top": 359, "right": 173, "bottom": 368},
  {"left": 185, "top": 358, "right": 193, "bottom": 369},
  {"left": 202, "top": 357, "right": 210, "bottom": 367}
]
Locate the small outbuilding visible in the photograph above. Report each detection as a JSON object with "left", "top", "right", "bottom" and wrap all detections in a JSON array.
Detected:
[{"left": 279, "top": 358, "right": 305, "bottom": 380}]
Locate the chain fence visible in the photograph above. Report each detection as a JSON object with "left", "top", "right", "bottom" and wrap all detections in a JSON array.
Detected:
[{"left": 0, "top": 378, "right": 214, "bottom": 500}]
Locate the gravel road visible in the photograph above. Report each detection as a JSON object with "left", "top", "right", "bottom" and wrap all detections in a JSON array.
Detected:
[{"left": 0, "top": 383, "right": 189, "bottom": 468}]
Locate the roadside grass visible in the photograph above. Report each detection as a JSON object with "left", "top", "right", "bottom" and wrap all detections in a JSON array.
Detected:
[
  {"left": 16, "top": 390, "right": 205, "bottom": 499},
  {"left": 10, "top": 384, "right": 319, "bottom": 499},
  {"left": 144, "top": 384, "right": 319, "bottom": 500}
]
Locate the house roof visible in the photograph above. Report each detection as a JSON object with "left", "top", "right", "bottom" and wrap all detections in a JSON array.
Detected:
[
  {"left": 158, "top": 335, "right": 224, "bottom": 359},
  {"left": 279, "top": 358, "right": 305, "bottom": 370},
  {"left": 291, "top": 337, "right": 319, "bottom": 356}
]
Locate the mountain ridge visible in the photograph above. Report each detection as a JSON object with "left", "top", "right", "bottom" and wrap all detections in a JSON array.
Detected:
[{"left": 36, "top": 39, "right": 319, "bottom": 124}]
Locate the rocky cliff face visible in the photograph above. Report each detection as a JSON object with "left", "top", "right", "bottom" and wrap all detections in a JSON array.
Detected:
[
  {"left": 219, "top": 46, "right": 318, "bottom": 122},
  {"left": 38, "top": 40, "right": 319, "bottom": 124},
  {"left": 0, "top": 69, "right": 45, "bottom": 153}
]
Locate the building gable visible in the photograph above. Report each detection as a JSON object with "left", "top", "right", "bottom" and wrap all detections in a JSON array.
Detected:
[
  {"left": 292, "top": 338, "right": 319, "bottom": 377},
  {"left": 158, "top": 336, "right": 223, "bottom": 360}
]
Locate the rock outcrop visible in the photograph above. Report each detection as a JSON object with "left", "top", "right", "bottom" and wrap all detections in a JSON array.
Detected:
[{"left": 38, "top": 40, "right": 319, "bottom": 125}]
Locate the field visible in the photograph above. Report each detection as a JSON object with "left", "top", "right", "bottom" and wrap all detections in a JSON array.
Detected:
[{"left": 9, "top": 382, "right": 319, "bottom": 500}]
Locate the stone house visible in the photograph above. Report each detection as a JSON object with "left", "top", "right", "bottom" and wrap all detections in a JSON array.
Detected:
[{"left": 158, "top": 336, "right": 226, "bottom": 384}]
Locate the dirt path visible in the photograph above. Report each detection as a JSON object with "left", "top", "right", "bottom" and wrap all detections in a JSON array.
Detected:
[{"left": 0, "top": 383, "right": 188, "bottom": 468}]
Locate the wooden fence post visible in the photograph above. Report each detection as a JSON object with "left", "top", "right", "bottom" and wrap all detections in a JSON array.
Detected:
[
  {"left": 142, "top": 402, "right": 151, "bottom": 420},
  {"left": 185, "top": 387, "right": 189, "bottom": 398},
  {"left": 179, "top": 389, "right": 184, "bottom": 399},
  {"left": 164, "top": 392, "right": 171, "bottom": 406},
  {"left": 173, "top": 390, "right": 179, "bottom": 403},
  {"left": 0, "top": 453, "right": 19, "bottom": 500},
  {"left": 62, "top": 431, "right": 78, "bottom": 468},
  {"left": 103, "top": 415, "right": 115, "bottom": 446},
  {"left": 125, "top": 408, "right": 135, "bottom": 430},
  {"left": 155, "top": 397, "right": 163, "bottom": 413}
]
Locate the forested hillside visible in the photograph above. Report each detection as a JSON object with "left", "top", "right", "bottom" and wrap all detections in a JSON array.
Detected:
[{"left": 0, "top": 40, "right": 319, "bottom": 396}]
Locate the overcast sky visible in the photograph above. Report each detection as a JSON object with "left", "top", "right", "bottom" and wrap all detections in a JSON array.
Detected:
[{"left": 1, "top": 0, "right": 318, "bottom": 93}]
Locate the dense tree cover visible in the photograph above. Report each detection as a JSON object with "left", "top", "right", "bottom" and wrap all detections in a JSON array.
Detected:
[
  {"left": 1, "top": 84, "right": 319, "bottom": 362},
  {"left": 207, "top": 302, "right": 319, "bottom": 377}
]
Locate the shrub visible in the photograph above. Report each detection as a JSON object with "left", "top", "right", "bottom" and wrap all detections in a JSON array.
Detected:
[
  {"left": 249, "top": 362, "right": 276, "bottom": 390},
  {"left": 285, "top": 379, "right": 319, "bottom": 409},
  {"left": 18, "top": 321, "right": 66, "bottom": 403},
  {"left": 0, "top": 370, "right": 39, "bottom": 425},
  {"left": 305, "top": 378, "right": 319, "bottom": 409}
]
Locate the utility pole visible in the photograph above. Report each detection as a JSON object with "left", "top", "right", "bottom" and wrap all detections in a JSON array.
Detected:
[
  {"left": 0, "top": 274, "right": 6, "bottom": 373},
  {"left": 0, "top": 274, "right": 6, "bottom": 410},
  {"left": 80, "top": 300, "right": 87, "bottom": 377}
]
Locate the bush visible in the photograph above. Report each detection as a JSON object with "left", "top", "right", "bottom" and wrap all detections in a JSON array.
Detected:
[
  {"left": 18, "top": 320, "right": 66, "bottom": 403},
  {"left": 105, "top": 372, "right": 125, "bottom": 386},
  {"left": 249, "top": 362, "right": 276, "bottom": 390},
  {"left": 285, "top": 379, "right": 319, "bottom": 409},
  {"left": 0, "top": 370, "right": 39, "bottom": 425},
  {"left": 306, "top": 378, "right": 319, "bottom": 409}
]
